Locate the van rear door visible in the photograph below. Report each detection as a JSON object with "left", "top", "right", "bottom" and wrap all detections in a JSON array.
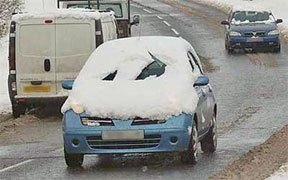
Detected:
[
  {"left": 16, "top": 18, "right": 57, "bottom": 96},
  {"left": 55, "top": 18, "right": 96, "bottom": 95}
]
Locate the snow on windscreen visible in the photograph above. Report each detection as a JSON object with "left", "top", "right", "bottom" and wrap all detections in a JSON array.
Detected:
[
  {"left": 61, "top": 37, "right": 200, "bottom": 120},
  {"left": 12, "top": 9, "right": 113, "bottom": 22},
  {"left": 231, "top": 11, "right": 275, "bottom": 25}
]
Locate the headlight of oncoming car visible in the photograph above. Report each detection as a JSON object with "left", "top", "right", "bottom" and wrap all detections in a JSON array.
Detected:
[
  {"left": 71, "top": 103, "right": 84, "bottom": 114},
  {"left": 229, "top": 31, "right": 241, "bottom": 36},
  {"left": 268, "top": 29, "right": 279, "bottom": 36}
]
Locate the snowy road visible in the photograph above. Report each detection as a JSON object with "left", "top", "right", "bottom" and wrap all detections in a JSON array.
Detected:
[{"left": 1, "top": 0, "right": 288, "bottom": 179}]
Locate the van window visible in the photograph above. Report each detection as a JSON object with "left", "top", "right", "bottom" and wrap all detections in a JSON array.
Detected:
[
  {"left": 19, "top": 25, "right": 54, "bottom": 56},
  {"left": 56, "top": 23, "right": 93, "bottom": 56}
]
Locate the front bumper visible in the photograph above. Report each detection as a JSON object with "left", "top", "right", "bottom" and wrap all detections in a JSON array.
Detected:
[
  {"left": 63, "top": 110, "right": 194, "bottom": 154},
  {"left": 229, "top": 35, "right": 280, "bottom": 49}
]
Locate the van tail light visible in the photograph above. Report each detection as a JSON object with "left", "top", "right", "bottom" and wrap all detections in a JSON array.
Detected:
[
  {"left": 9, "top": 21, "right": 16, "bottom": 71},
  {"left": 45, "top": 20, "right": 53, "bottom": 24}
]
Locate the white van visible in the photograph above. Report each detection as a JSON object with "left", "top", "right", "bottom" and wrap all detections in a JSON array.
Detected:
[{"left": 8, "top": 9, "right": 118, "bottom": 117}]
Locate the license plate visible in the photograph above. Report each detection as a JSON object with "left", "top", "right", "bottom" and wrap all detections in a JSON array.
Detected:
[
  {"left": 247, "top": 37, "right": 264, "bottom": 42},
  {"left": 23, "top": 85, "right": 51, "bottom": 93},
  {"left": 102, "top": 130, "right": 144, "bottom": 140}
]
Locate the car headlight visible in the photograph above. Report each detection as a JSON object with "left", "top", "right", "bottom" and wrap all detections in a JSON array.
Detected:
[
  {"left": 229, "top": 31, "right": 241, "bottom": 36},
  {"left": 71, "top": 103, "right": 84, "bottom": 114},
  {"left": 268, "top": 30, "right": 279, "bottom": 35}
]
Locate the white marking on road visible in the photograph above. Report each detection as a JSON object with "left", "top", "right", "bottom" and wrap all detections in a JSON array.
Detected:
[
  {"left": 163, "top": 21, "right": 171, "bottom": 27},
  {"left": 156, "top": 15, "right": 163, "bottom": 20},
  {"left": 171, "top": 28, "right": 180, "bottom": 36},
  {"left": 143, "top": 8, "right": 152, "bottom": 14},
  {"left": 0, "top": 159, "right": 34, "bottom": 173}
]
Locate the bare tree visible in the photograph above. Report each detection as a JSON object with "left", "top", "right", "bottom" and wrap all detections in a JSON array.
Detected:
[{"left": 0, "top": 0, "right": 22, "bottom": 37}]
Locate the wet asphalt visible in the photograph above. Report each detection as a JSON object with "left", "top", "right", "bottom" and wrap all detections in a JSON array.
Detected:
[{"left": 1, "top": 0, "right": 288, "bottom": 179}]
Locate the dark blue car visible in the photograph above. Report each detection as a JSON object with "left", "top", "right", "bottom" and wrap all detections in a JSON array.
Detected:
[{"left": 221, "top": 10, "right": 283, "bottom": 53}]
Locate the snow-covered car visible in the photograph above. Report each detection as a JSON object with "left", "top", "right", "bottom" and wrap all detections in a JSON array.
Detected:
[
  {"left": 61, "top": 36, "right": 217, "bottom": 167},
  {"left": 221, "top": 9, "right": 283, "bottom": 53}
]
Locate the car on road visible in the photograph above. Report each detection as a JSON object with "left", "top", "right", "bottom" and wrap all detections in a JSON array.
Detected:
[
  {"left": 221, "top": 9, "right": 283, "bottom": 53},
  {"left": 61, "top": 36, "right": 218, "bottom": 167},
  {"left": 8, "top": 9, "right": 118, "bottom": 118}
]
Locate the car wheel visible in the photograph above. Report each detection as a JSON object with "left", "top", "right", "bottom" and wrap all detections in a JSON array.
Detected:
[
  {"left": 201, "top": 114, "right": 217, "bottom": 153},
  {"left": 227, "top": 47, "right": 233, "bottom": 54},
  {"left": 64, "top": 148, "right": 84, "bottom": 167},
  {"left": 273, "top": 45, "right": 281, "bottom": 53},
  {"left": 180, "top": 120, "right": 198, "bottom": 164},
  {"left": 12, "top": 103, "right": 26, "bottom": 118}
]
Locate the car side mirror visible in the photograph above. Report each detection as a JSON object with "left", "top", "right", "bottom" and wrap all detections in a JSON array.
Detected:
[
  {"left": 62, "top": 80, "right": 74, "bottom": 90},
  {"left": 276, "top": 19, "right": 283, "bottom": 24},
  {"left": 194, "top": 76, "right": 209, "bottom": 87},
  {"left": 131, "top": 15, "right": 140, "bottom": 26},
  {"left": 221, "top": 20, "right": 230, "bottom": 25}
]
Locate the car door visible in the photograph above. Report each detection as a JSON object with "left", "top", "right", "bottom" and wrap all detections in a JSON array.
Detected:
[
  {"left": 16, "top": 18, "right": 57, "bottom": 96},
  {"left": 55, "top": 17, "right": 96, "bottom": 95},
  {"left": 187, "top": 52, "right": 205, "bottom": 132},
  {"left": 188, "top": 51, "right": 211, "bottom": 133}
]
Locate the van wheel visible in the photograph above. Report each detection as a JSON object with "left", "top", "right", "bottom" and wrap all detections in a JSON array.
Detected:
[
  {"left": 201, "top": 115, "right": 217, "bottom": 153},
  {"left": 64, "top": 148, "right": 84, "bottom": 167},
  {"left": 12, "top": 103, "right": 26, "bottom": 118},
  {"left": 180, "top": 120, "right": 198, "bottom": 164}
]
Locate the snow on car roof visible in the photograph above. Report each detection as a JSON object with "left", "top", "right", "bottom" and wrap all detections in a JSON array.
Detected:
[
  {"left": 12, "top": 9, "right": 114, "bottom": 22},
  {"left": 61, "top": 36, "right": 201, "bottom": 120}
]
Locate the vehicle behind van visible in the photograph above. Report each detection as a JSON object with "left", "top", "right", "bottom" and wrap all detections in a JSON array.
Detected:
[
  {"left": 8, "top": 9, "right": 117, "bottom": 117},
  {"left": 58, "top": 0, "right": 140, "bottom": 38}
]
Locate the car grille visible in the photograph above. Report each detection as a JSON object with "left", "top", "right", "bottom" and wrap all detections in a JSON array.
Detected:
[
  {"left": 131, "top": 118, "right": 166, "bottom": 125},
  {"left": 240, "top": 42, "right": 276, "bottom": 47},
  {"left": 244, "top": 31, "right": 266, "bottom": 37},
  {"left": 87, "top": 134, "right": 161, "bottom": 149}
]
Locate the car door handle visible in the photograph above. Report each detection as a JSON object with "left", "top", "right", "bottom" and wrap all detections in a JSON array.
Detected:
[
  {"left": 44, "top": 59, "right": 50, "bottom": 72},
  {"left": 31, "top": 81, "right": 42, "bottom": 85}
]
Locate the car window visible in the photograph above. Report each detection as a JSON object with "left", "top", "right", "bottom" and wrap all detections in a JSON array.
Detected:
[
  {"left": 137, "top": 53, "right": 166, "bottom": 80},
  {"left": 232, "top": 11, "right": 273, "bottom": 23},
  {"left": 187, "top": 53, "right": 195, "bottom": 72},
  {"left": 188, "top": 51, "right": 203, "bottom": 74}
]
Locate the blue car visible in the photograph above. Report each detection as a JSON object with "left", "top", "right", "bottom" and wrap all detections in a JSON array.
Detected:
[
  {"left": 221, "top": 10, "right": 283, "bottom": 53},
  {"left": 61, "top": 37, "right": 217, "bottom": 167}
]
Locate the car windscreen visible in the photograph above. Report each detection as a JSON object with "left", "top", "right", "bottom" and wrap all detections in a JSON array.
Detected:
[
  {"left": 103, "top": 53, "right": 166, "bottom": 81},
  {"left": 67, "top": 3, "right": 123, "bottom": 18},
  {"left": 232, "top": 11, "right": 273, "bottom": 23}
]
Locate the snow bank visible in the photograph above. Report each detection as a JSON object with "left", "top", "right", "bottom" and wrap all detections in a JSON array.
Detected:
[
  {"left": 12, "top": 9, "right": 114, "bottom": 22},
  {"left": 266, "top": 162, "right": 288, "bottom": 180},
  {"left": 62, "top": 36, "right": 200, "bottom": 120},
  {"left": 191, "top": 0, "right": 288, "bottom": 39},
  {"left": 0, "top": 36, "right": 11, "bottom": 113}
]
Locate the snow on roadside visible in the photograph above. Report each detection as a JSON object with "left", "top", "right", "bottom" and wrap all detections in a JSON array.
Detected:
[
  {"left": 266, "top": 163, "right": 288, "bottom": 180},
  {"left": 191, "top": 0, "right": 288, "bottom": 40},
  {"left": 0, "top": 36, "right": 11, "bottom": 113}
]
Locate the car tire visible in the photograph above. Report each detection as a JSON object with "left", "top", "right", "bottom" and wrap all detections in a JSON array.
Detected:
[
  {"left": 64, "top": 148, "right": 84, "bottom": 167},
  {"left": 201, "top": 114, "right": 217, "bottom": 153},
  {"left": 180, "top": 120, "right": 198, "bottom": 164},
  {"left": 12, "top": 103, "right": 26, "bottom": 118},
  {"left": 273, "top": 45, "right": 281, "bottom": 53}
]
